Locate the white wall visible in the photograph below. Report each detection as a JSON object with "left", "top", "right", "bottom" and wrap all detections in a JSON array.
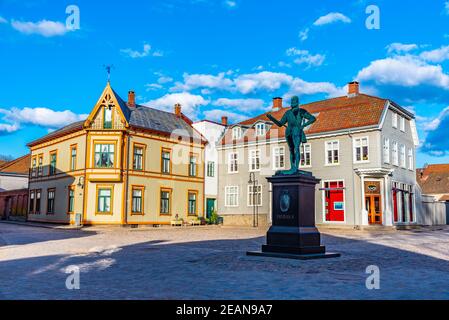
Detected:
[
  {"left": 193, "top": 121, "right": 226, "bottom": 197},
  {"left": 0, "top": 174, "right": 29, "bottom": 191}
]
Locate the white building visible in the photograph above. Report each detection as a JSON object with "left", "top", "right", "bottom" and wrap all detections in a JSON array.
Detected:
[{"left": 193, "top": 118, "right": 227, "bottom": 218}]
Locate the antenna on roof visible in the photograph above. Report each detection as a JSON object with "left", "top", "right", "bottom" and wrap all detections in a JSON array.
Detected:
[{"left": 103, "top": 64, "right": 115, "bottom": 82}]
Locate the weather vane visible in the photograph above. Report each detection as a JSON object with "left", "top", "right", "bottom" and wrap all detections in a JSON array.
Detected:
[{"left": 103, "top": 64, "right": 114, "bottom": 82}]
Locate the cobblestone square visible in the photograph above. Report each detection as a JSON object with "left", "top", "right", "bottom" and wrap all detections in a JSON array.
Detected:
[{"left": 0, "top": 223, "right": 448, "bottom": 300}]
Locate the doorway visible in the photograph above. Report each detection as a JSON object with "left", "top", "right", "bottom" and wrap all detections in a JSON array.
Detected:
[
  {"left": 206, "top": 198, "right": 216, "bottom": 219},
  {"left": 366, "top": 195, "right": 382, "bottom": 225}
]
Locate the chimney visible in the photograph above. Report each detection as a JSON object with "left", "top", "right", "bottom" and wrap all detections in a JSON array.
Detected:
[
  {"left": 347, "top": 81, "right": 360, "bottom": 97},
  {"left": 272, "top": 97, "right": 283, "bottom": 111},
  {"left": 127, "top": 90, "right": 136, "bottom": 107},
  {"left": 221, "top": 116, "right": 228, "bottom": 126},
  {"left": 174, "top": 103, "right": 182, "bottom": 117}
]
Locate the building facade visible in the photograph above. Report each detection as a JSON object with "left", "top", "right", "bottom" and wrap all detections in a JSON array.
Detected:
[
  {"left": 27, "top": 83, "right": 206, "bottom": 225},
  {"left": 217, "top": 82, "right": 420, "bottom": 227},
  {"left": 0, "top": 154, "right": 30, "bottom": 192},
  {"left": 192, "top": 118, "right": 227, "bottom": 218}
]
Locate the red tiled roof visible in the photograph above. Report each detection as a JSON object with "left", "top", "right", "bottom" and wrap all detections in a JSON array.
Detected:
[
  {"left": 417, "top": 164, "right": 449, "bottom": 196},
  {"left": 0, "top": 154, "right": 31, "bottom": 175},
  {"left": 221, "top": 94, "right": 388, "bottom": 145}
]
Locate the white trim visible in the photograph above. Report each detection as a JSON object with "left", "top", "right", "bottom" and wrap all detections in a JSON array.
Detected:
[
  {"left": 228, "top": 152, "right": 239, "bottom": 174},
  {"left": 248, "top": 149, "right": 261, "bottom": 172},
  {"left": 224, "top": 185, "right": 239, "bottom": 207},
  {"left": 353, "top": 136, "right": 370, "bottom": 164},
  {"left": 325, "top": 140, "right": 340, "bottom": 166},
  {"left": 272, "top": 146, "right": 286, "bottom": 170},
  {"left": 383, "top": 137, "right": 390, "bottom": 164},
  {"left": 247, "top": 184, "right": 263, "bottom": 207},
  {"left": 321, "top": 179, "right": 346, "bottom": 224},
  {"left": 299, "top": 143, "right": 312, "bottom": 168}
]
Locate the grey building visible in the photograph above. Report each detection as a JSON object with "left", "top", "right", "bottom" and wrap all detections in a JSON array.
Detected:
[{"left": 217, "top": 82, "right": 420, "bottom": 227}]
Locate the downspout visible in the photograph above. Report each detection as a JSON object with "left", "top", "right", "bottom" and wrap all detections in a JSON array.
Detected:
[
  {"left": 348, "top": 130, "right": 358, "bottom": 230},
  {"left": 123, "top": 132, "right": 130, "bottom": 226},
  {"left": 81, "top": 132, "right": 88, "bottom": 225}
]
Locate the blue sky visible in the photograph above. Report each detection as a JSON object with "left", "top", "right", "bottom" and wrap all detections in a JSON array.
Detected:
[{"left": 0, "top": 0, "right": 448, "bottom": 167}]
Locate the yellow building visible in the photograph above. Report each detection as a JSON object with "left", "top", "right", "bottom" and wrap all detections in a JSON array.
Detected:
[{"left": 27, "top": 83, "right": 206, "bottom": 225}]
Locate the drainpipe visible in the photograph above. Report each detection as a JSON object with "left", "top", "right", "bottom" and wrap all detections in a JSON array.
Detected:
[
  {"left": 348, "top": 130, "right": 358, "bottom": 229},
  {"left": 123, "top": 132, "right": 130, "bottom": 226}
]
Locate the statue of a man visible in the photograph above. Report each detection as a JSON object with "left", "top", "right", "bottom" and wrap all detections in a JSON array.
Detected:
[{"left": 267, "top": 96, "right": 316, "bottom": 175}]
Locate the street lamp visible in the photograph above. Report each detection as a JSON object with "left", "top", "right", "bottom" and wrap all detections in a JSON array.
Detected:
[{"left": 248, "top": 172, "right": 259, "bottom": 228}]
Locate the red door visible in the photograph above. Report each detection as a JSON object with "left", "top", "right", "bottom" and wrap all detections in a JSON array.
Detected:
[{"left": 325, "top": 181, "right": 345, "bottom": 222}]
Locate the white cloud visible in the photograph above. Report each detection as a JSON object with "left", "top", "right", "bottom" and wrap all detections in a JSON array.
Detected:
[
  {"left": 0, "top": 107, "right": 87, "bottom": 128},
  {"left": 143, "top": 92, "right": 210, "bottom": 118},
  {"left": 0, "top": 16, "right": 8, "bottom": 24},
  {"left": 11, "top": 19, "right": 68, "bottom": 37},
  {"left": 212, "top": 98, "right": 267, "bottom": 112},
  {"left": 286, "top": 47, "right": 325, "bottom": 67},
  {"left": 299, "top": 28, "right": 309, "bottom": 41},
  {"left": 203, "top": 109, "right": 247, "bottom": 123},
  {"left": 171, "top": 72, "right": 233, "bottom": 92},
  {"left": 356, "top": 56, "right": 449, "bottom": 89},
  {"left": 145, "top": 83, "right": 163, "bottom": 91},
  {"left": 234, "top": 71, "right": 293, "bottom": 94},
  {"left": 0, "top": 123, "right": 19, "bottom": 134},
  {"left": 158, "top": 76, "right": 173, "bottom": 84},
  {"left": 420, "top": 45, "right": 449, "bottom": 63},
  {"left": 313, "top": 12, "right": 351, "bottom": 26},
  {"left": 386, "top": 43, "right": 418, "bottom": 54},
  {"left": 286, "top": 78, "right": 345, "bottom": 98},
  {"left": 224, "top": 0, "right": 237, "bottom": 9},
  {"left": 121, "top": 44, "right": 155, "bottom": 58}
]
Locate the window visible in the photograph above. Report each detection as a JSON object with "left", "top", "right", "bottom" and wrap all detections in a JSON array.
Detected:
[
  {"left": 188, "top": 191, "right": 198, "bottom": 216},
  {"left": 47, "top": 189, "right": 55, "bottom": 215},
  {"left": 400, "top": 117, "right": 406, "bottom": 132},
  {"left": 133, "top": 145, "right": 144, "bottom": 171},
  {"left": 189, "top": 154, "right": 197, "bottom": 177},
  {"left": 70, "top": 146, "right": 77, "bottom": 171},
  {"left": 38, "top": 155, "right": 43, "bottom": 176},
  {"left": 97, "top": 188, "right": 112, "bottom": 214},
  {"left": 354, "top": 137, "right": 369, "bottom": 163},
  {"left": 273, "top": 147, "right": 286, "bottom": 170},
  {"left": 300, "top": 144, "right": 312, "bottom": 167},
  {"left": 161, "top": 150, "right": 171, "bottom": 174},
  {"left": 131, "top": 187, "right": 144, "bottom": 214},
  {"left": 383, "top": 138, "right": 390, "bottom": 164},
  {"left": 325, "top": 141, "right": 340, "bottom": 165},
  {"left": 31, "top": 157, "right": 37, "bottom": 177},
  {"left": 225, "top": 186, "right": 239, "bottom": 207},
  {"left": 392, "top": 141, "right": 399, "bottom": 166},
  {"left": 207, "top": 161, "right": 215, "bottom": 177},
  {"left": 228, "top": 152, "right": 238, "bottom": 173},
  {"left": 248, "top": 185, "right": 262, "bottom": 207},
  {"left": 408, "top": 148, "right": 414, "bottom": 171},
  {"left": 232, "top": 127, "right": 242, "bottom": 140},
  {"left": 29, "top": 190, "right": 35, "bottom": 214},
  {"left": 160, "top": 189, "right": 171, "bottom": 215},
  {"left": 400, "top": 144, "right": 406, "bottom": 168},
  {"left": 49, "top": 152, "right": 57, "bottom": 175},
  {"left": 392, "top": 112, "right": 398, "bottom": 128},
  {"left": 103, "top": 106, "right": 112, "bottom": 129},
  {"left": 249, "top": 149, "right": 261, "bottom": 172},
  {"left": 255, "top": 123, "right": 266, "bottom": 136},
  {"left": 35, "top": 190, "right": 41, "bottom": 214},
  {"left": 68, "top": 187, "right": 75, "bottom": 214},
  {"left": 95, "top": 144, "right": 115, "bottom": 168}
]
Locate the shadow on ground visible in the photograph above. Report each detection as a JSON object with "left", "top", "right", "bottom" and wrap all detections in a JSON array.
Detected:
[{"left": 1, "top": 229, "right": 448, "bottom": 300}]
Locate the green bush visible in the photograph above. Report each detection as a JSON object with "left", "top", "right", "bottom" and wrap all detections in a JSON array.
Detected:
[{"left": 207, "top": 210, "right": 222, "bottom": 225}]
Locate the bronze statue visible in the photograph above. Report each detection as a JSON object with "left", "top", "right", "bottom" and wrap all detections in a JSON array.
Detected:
[{"left": 267, "top": 96, "right": 316, "bottom": 175}]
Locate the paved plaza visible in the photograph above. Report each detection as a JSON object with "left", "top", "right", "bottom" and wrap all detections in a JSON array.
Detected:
[{"left": 0, "top": 222, "right": 448, "bottom": 300}]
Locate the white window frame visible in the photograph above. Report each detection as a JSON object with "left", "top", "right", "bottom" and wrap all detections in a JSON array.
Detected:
[
  {"left": 228, "top": 152, "right": 239, "bottom": 174},
  {"left": 392, "top": 141, "right": 399, "bottom": 166},
  {"left": 392, "top": 112, "right": 398, "bottom": 129},
  {"left": 232, "top": 127, "right": 242, "bottom": 140},
  {"left": 383, "top": 137, "right": 390, "bottom": 164},
  {"left": 325, "top": 140, "right": 340, "bottom": 166},
  {"left": 408, "top": 148, "right": 414, "bottom": 171},
  {"left": 225, "top": 186, "right": 239, "bottom": 207},
  {"left": 247, "top": 185, "right": 263, "bottom": 207},
  {"left": 300, "top": 143, "right": 312, "bottom": 168},
  {"left": 400, "top": 116, "right": 406, "bottom": 132},
  {"left": 272, "top": 146, "right": 286, "bottom": 170},
  {"left": 400, "top": 144, "right": 406, "bottom": 168},
  {"left": 255, "top": 123, "right": 266, "bottom": 137},
  {"left": 353, "top": 137, "right": 369, "bottom": 163},
  {"left": 249, "top": 149, "right": 261, "bottom": 172}
]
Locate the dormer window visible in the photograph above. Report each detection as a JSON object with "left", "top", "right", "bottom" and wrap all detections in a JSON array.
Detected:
[
  {"left": 103, "top": 105, "right": 113, "bottom": 129},
  {"left": 255, "top": 123, "right": 267, "bottom": 137},
  {"left": 232, "top": 127, "right": 242, "bottom": 140}
]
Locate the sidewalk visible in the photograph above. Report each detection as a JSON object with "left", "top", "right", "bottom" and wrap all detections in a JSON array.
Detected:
[{"left": 0, "top": 220, "right": 81, "bottom": 230}]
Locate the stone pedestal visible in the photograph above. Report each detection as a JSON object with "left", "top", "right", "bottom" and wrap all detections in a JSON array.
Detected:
[{"left": 247, "top": 173, "right": 340, "bottom": 260}]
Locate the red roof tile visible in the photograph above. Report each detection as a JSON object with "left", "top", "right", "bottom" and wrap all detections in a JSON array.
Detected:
[{"left": 0, "top": 154, "right": 31, "bottom": 175}]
